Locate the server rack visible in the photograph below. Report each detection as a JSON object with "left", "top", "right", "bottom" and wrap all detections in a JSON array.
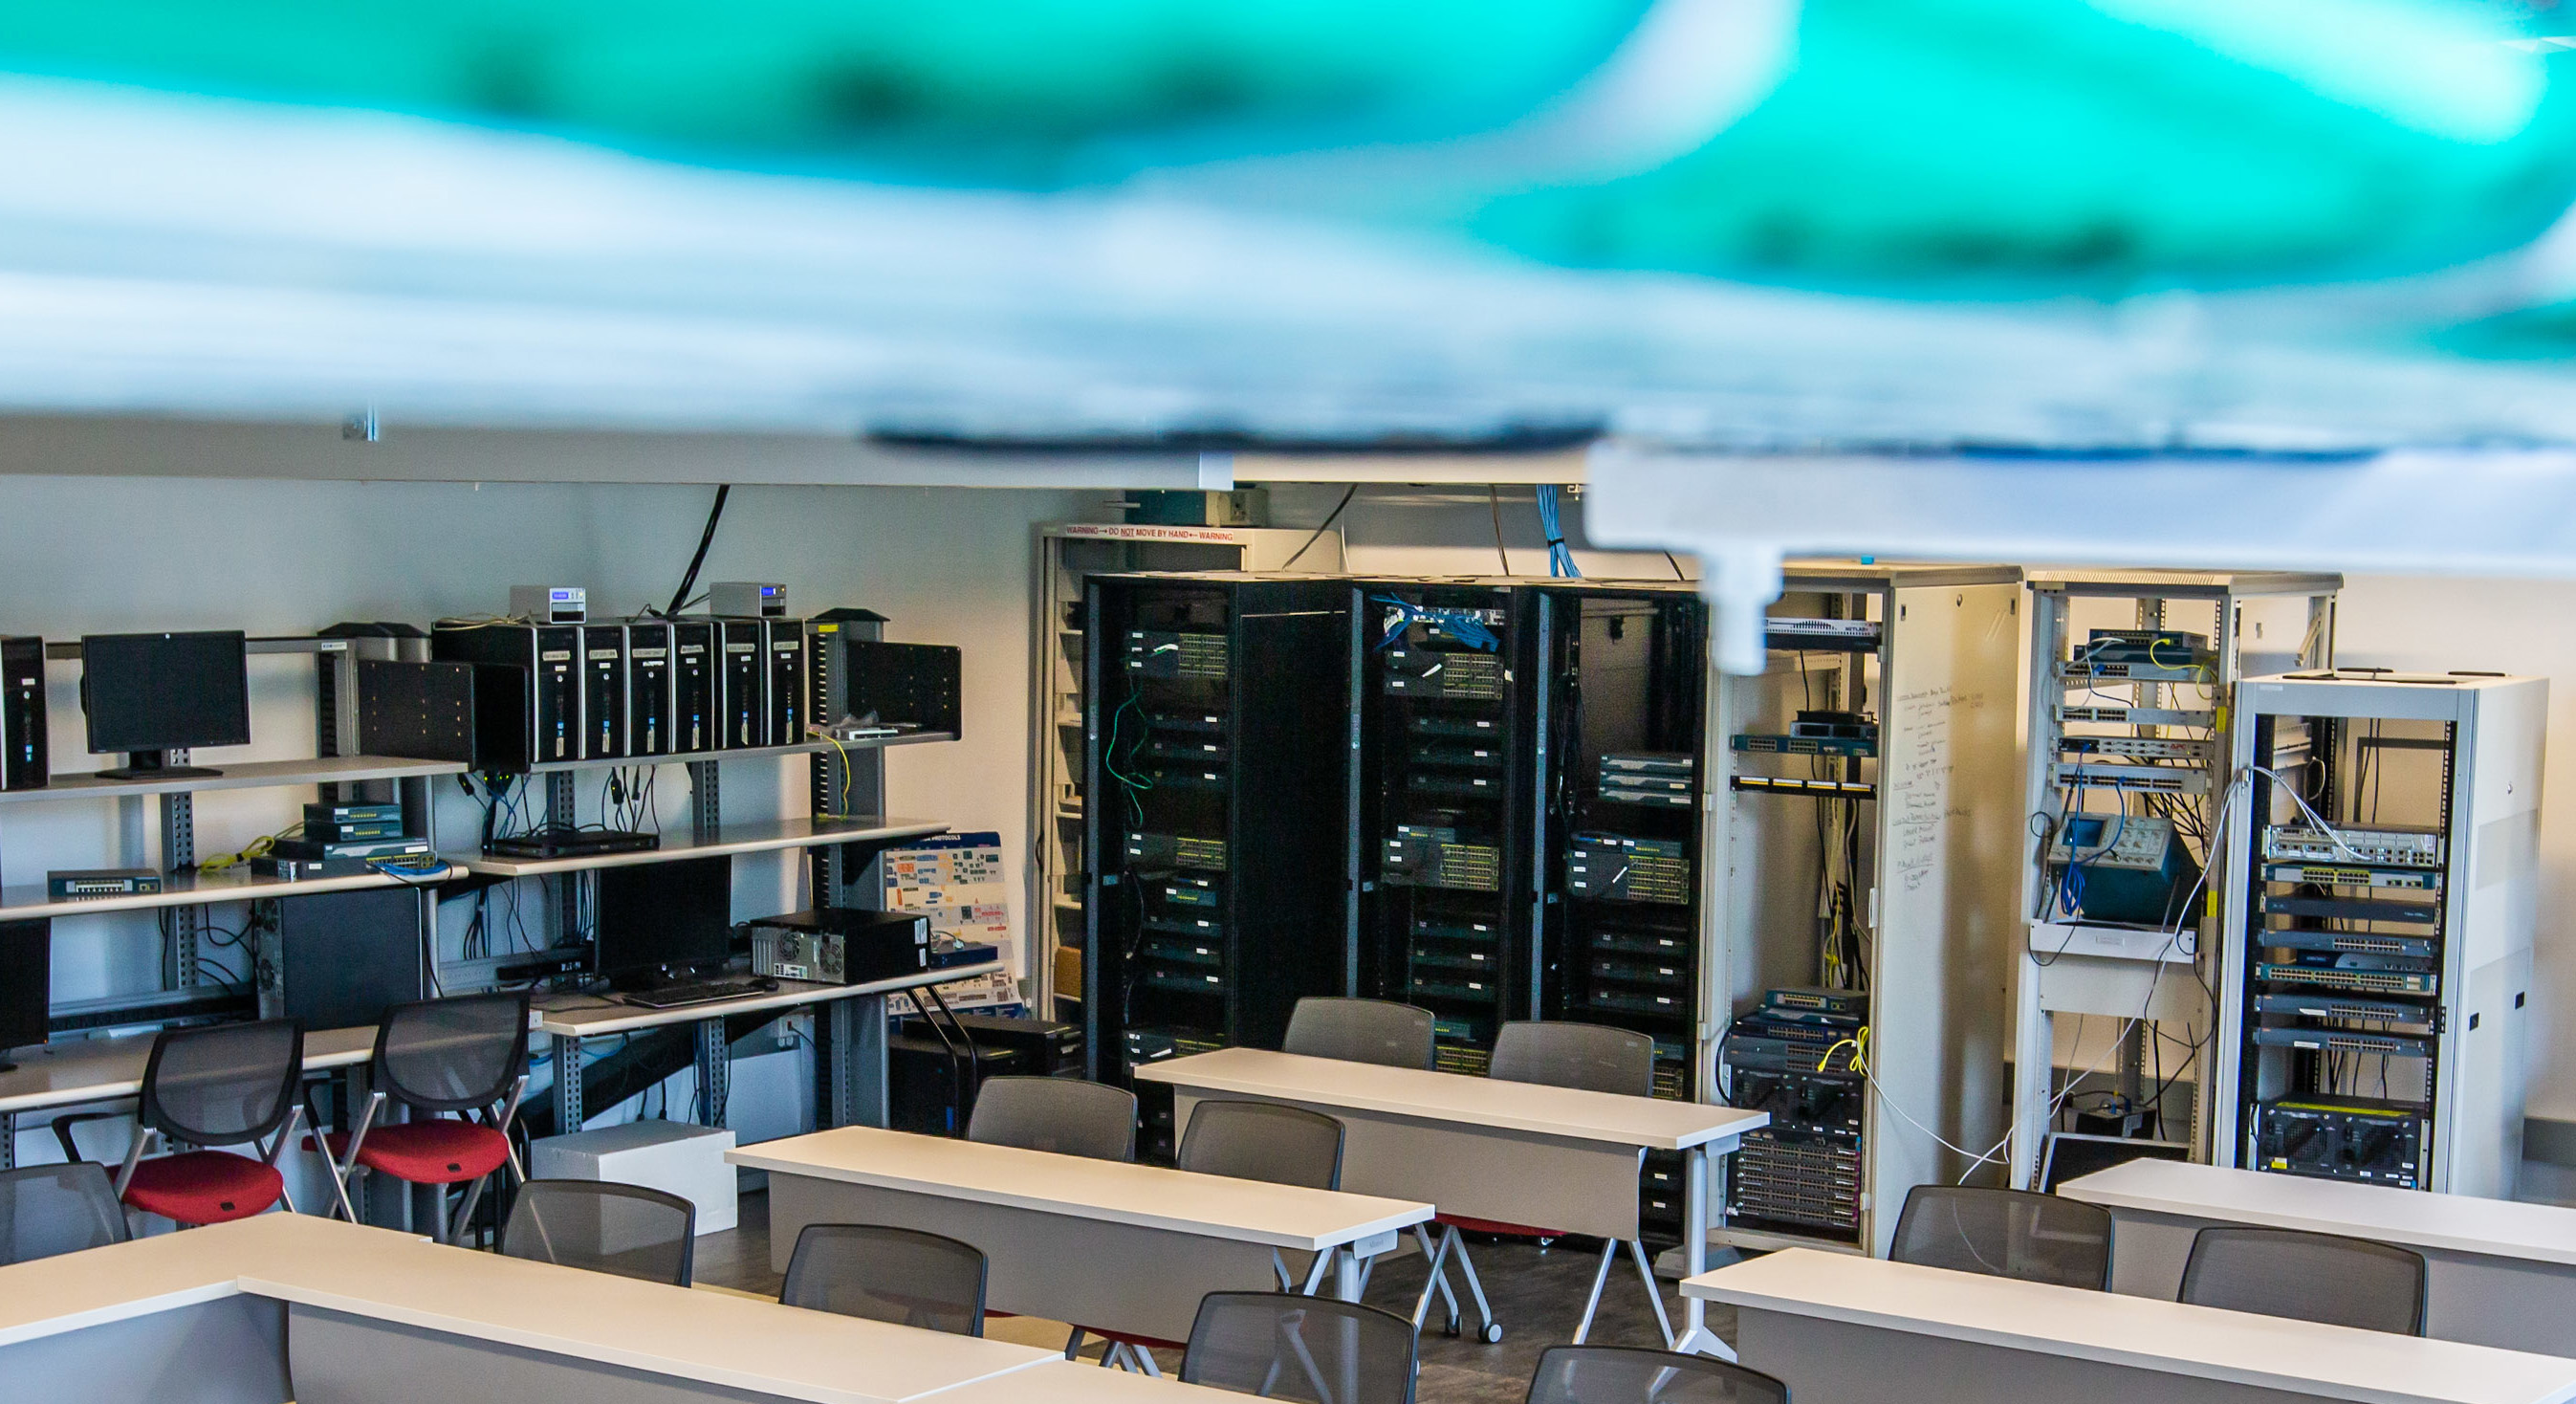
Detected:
[
  {"left": 1084, "top": 573, "right": 1355, "bottom": 1160},
  {"left": 2215, "top": 671, "right": 2544, "bottom": 1197},
  {"left": 1356, "top": 581, "right": 1536, "bottom": 1079}
]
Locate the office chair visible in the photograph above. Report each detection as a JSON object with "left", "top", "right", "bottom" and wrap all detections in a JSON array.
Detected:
[
  {"left": 75, "top": 1020, "right": 310, "bottom": 1227},
  {"left": 1413, "top": 1020, "right": 1660, "bottom": 1346},
  {"left": 1524, "top": 1345, "right": 1790, "bottom": 1404},
  {"left": 315, "top": 992, "right": 530, "bottom": 1243},
  {"left": 780, "top": 1223, "right": 987, "bottom": 1336},
  {"left": 1071, "top": 1100, "right": 1351, "bottom": 1372},
  {"left": 502, "top": 1179, "right": 696, "bottom": 1286},
  {"left": 0, "top": 1162, "right": 130, "bottom": 1264},
  {"left": 2178, "top": 1225, "right": 2427, "bottom": 1335},
  {"left": 965, "top": 1076, "right": 1137, "bottom": 1161},
  {"left": 1281, "top": 998, "right": 1435, "bottom": 1070},
  {"left": 1182, "top": 1291, "right": 1419, "bottom": 1404},
  {"left": 1887, "top": 1184, "right": 2114, "bottom": 1291}
]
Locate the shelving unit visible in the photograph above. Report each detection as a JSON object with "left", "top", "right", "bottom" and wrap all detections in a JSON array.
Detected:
[
  {"left": 1704, "top": 562, "right": 2021, "bottom": 1257},
  {"left": 2007, "top": 570, "right": 2338, "bottom": 1188},
  {"left": 458, "top": 815, "right": 945, "bottom": 878},
  {"left": 1029, "top": 522, "right": 1344, "bottom": 1020}
]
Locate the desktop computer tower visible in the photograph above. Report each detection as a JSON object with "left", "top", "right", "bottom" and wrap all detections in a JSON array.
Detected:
[
  {"left": 0, "top": 919, "right": 48, "bottom": 1061},
  {"left": 581, "top": 625, "right": 627, "bottom": 760},
  {"left": 273, "top": 888, "right": 426, "bottom": 1031},
  {"left": 765, "top": 621, "right": 807, "bottom": 746},
  {"left": 622, "top": 621, "right": 674, "bottom": 757},
  {"left": 716, "top": 619, "right": 768, "bottom": 749},
  {"left": 433, "top": 623, "right": 583, "bottom": 765},
  {"left": 1, "top": 636, "right": 46, "bottom": 790},
  {"left": 671, "top": 620, "right": 715, "bottom": 755}
]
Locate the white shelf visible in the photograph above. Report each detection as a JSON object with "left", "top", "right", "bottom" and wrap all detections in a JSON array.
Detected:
[
  {"left": 523, "top": 732, "right": 955, "bottom": 775},
  {"left": 0, "top": 755, "right": 467, "bottom": 805},
  {"left": 460, "top": 815, "right": 947, "bottom": 877},
  {"left": 0, "top": 863, "right": 458, "bottom": 923}
]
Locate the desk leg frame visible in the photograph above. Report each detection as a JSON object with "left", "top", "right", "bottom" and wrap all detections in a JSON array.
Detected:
[{"left": 1670, "top": 1145, "right": 1739, "bottom": 1362}]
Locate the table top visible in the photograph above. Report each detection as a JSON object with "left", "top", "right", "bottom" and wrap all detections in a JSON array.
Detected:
[
  {"left": 0, "top": 1024, "right": 379, "bottom": 1115},
  {"left": 1133, "top": 1046, "right": 1769, "bottom": 1151},
  {"left": 535, "top": 961, "right": 1006, "bottom": 1036},
  {"left": 2060, "top": 1159, "right": 2576, "bottom": 1268},
  {"left": 0, "top": 1214, "right": 1062, "bottom": 1404},
  {"left": 1684, "top": 1248, "right": 2576, "bottom": 1404},
  {"left": 731, "top": 1125, "right": 1432, "bottom": 1251},
  {"left": 926, "top": 1359, "right": 1244, "bottom": 1404}
]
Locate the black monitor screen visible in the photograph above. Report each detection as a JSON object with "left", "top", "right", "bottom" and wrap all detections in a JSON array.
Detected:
[
  {"left": 598, "top": 855, "right": 732, "bottom": 985},
  {"left": 0, "top": 919, "right": 47, "bottom": 1055},
  {"left": 81, "top": 631, "right": 251, "bottom": 756},
  {"left": 2040, "top": 1132, "right": 2192, "bottom": 1192}
]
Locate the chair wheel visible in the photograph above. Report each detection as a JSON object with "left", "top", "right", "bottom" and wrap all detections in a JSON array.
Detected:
[
  {"left": 1443, "top": 1318, "right": 1462, "bottom": 1339},
  {"left": 1479, "top": 1323, "right": 1504, "bottom": 1344}
]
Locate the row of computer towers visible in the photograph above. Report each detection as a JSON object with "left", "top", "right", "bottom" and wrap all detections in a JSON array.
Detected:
[{"left": 1081, "top": 574, "right": 1709, "bottom": 1237}]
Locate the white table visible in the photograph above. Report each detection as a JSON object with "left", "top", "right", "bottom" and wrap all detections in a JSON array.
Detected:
[
  {"left": 0, "top": 1025, "right": 379, "bottom": 1171},
  {"left": 2062, "top": 1158, "right": 2576, "bottom": 1355},
  {"left": 0, "top": 1212, "right": 1068, "bottom": 1404},
  {"left": 1134, "top": 1045, "right": 1768, "bottom": 1355},
  {"left": 1685, "top": 1247, "right": 2576, "bottom": 1404},
  {"left": 731, "top": 1125, "right": 1433, "bottom": 1344},
  {"left": 535, "top": 960, "right": 1003, "bottom": 1136}
]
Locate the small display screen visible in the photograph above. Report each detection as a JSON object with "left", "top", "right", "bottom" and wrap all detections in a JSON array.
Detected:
[{"left": 81, "top": 630, "right": 251, "bottom": 756}]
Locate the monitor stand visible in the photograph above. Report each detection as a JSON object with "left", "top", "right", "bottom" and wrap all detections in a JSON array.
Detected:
[{"left": 95, "top": 749, "right": 222, "bottom": 781}]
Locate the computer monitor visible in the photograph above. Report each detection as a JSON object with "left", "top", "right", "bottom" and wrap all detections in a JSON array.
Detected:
[
  {"left": 80, "top": 630, "right": 251, "bottom": 779},
  {"left": 597, "top": 856, "right": 733, "bottom": 989},
  {"left": 2040, "top": 1130, "right": 2192, "bottom": 1192},
  {"left": 0, "top": 920, "right": 50, "bottom": 1071}
]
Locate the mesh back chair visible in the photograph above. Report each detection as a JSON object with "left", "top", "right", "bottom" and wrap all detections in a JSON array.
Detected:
[
  {"left": 1182, "top": 1292, "right": 1419, "bottom": 1404},
  {"left": 1888, "top": 1185, "right": 2114, "bottom": 1291},
  {"left": 1524, "top": 1346, "right": 1789, "bottom": 1404},
  {"left": 1281, "top": 998, "right": 1435, "bottom": 1070},
  {"left": 314, "top": 992, "right": 531, "bottom": 1243},
  {"left": 106, "top": 1020, "right": 309, "bottom": 1226},
  {"left": 780, "top": 1223, "right": 987, "bottom": 1336},
  {"left": 1411, "top": 1020, "right": 1660, "bottom": 1347},
  {"left": 502, "top": 1178, "right": 696, "bottom": 1286},
  {"left": 2178, "top": 1226, "right": 2427, "bottom": 1335},
  {"left": 0, "top": 1162, "right": 130, "bottom": 1264},
  {"left": 965, "top": 1077, "right": 1137, "bottom": 1162}
]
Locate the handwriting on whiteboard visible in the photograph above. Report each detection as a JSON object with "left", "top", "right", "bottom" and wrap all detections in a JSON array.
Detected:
[{"left": 1888, "top": 685, "right": 1977, "bottom": 892}]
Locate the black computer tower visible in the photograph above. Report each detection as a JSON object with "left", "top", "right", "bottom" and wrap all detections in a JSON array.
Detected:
[
  {"left": 716, "top": 619, "right": 767, "bottom": 749},
  {"left": 622, "top": 621, "right": 673, "bottom": 757},
  {"left": 277, "top": 888, "right": 426, "bottom": 1031},
  {"left": 432, "top": 624, "right": 583, "bottom": 765},
  {"left": 1355, "top": 581, "right": 1538, "bottom": 1078},
  {"left": 0, "top": 919, "right": 49, "bottom": 1059},
  {"left": 1, "top": 636, "right": 47, "bottom": 790},
  {"left": 1084, "top": 575, "right": 1354, "bottom": 1157},
  {"left": 671, "top": 620, "right": 715, "bottom": 755},
  {"left": 765, "top": 620, "right": 807, "bottom": 746},
  {"left": 581, "top": 625, "right": 627, "bottom": 759}
]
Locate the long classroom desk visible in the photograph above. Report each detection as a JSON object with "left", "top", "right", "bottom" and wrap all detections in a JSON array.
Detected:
[
  {"left": 1684, "top": 1247, "right": 2576, "bottom": 1404},
  {"left": 732, "top": 1124, "right": 1433, "bottom": 1344},
  {"left": 1133, "top": 1045, "right": 1769, "bottom": 1354},
  {"left": 2062, "top": 1158, "right": 2576, "bottom": 1356},
  {"left": 0, "top": 1024, "right": 379, "bottom": 1171},
  {"left": 0, "top": 1212, "right": 1088, "bottom": 1404}
]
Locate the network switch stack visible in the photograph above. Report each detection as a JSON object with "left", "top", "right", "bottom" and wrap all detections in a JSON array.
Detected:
[
  {"left": 2217, "top": 671, "right": 2544, "bottom": 1197},
  {"left": 1359, "top": 581, "right": 1530, "bottom": 1078},
  {"left": 1085, "top": 574, "right": 1354, "bottom": 1160},
  {"left": 1718, "top": 988, "right": 1867, "bottom": 1241}
]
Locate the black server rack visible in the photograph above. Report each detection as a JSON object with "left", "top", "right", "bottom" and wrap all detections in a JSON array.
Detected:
[
  {"left": 622, "top": 621, "right": 674, "bottom": 757},
  {"left": 1, "top": 635, "right": 46, "bottom": 790},
  {"left": 1357, "top": 581, "right": 1535, "bottom": 1078},
  {"left": 716, "top": 619, "right": 767, "bottom": 748},
  {"left": 1085, "top": 574, "right": 1355, "bottom": 1161},
  {"left": 671, "top": 621, "right": 715, "bottom": 755},
  {"left": 766, "top": 620, "right": 808, "bottom": 745},
  {"left": 581, "top": 625, "right": 627, "bottom": 759},
  {"left": 431, "top": 624, "right": 582, "bottom": 765}
]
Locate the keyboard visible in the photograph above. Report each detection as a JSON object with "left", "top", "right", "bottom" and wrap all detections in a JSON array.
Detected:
[{"left": 621, "top": 977, "right": 774, "bottom": 1010}]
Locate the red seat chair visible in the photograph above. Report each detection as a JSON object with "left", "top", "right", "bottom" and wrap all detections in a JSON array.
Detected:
[
  {"left": 316, "top": 992, "right": 530, "bottom": 1243},
  {"left": 111, "top": 1020, "right": 309, "bottom": 1226}
]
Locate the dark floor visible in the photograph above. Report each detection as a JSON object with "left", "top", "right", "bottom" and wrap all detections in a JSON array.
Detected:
[{"left": 701, "top": 1190, "right": 1738, "bottom": 1404}]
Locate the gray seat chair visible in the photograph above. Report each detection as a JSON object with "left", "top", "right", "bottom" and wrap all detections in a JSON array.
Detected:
[
  {"left": 1887, "top": 1184, "right": 2114, "bottom": 1291},
  {"left": 1524, "top": 1345, "right": 1790, "bottom": 1404},
  {"left": 501, "top": 1178, "right": 695, "bottom": 1286},
  {"left": 2177, "top": 1225, "right": 2427, "bottom": 1335},
  {"left": 1182, "top": 1291, "right": 1419, "bottom": 1404},
  {"left": 1281, "top": 998, "right": 1435, "bottom": 1070},
  {"left": 965, "top": 1076, "right": 1138, "bottom": 1161},
  {"left": 780, "top": 1222, "right": 986, "bottom": 1336},
  {"left": 0, "top": 1162, "right": 130, "bottom": 1265}
]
